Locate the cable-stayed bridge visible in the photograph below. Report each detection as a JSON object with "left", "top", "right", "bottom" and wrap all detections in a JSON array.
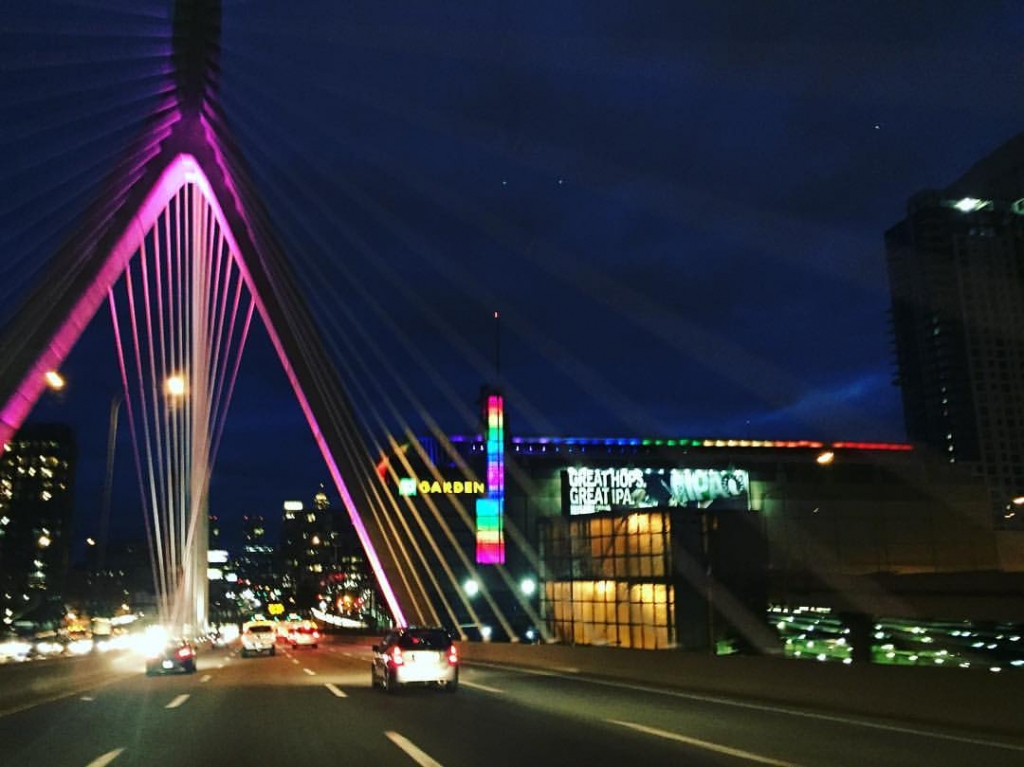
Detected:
[{"left": 0, "top": 0, "right": 539, "bottom": 639}]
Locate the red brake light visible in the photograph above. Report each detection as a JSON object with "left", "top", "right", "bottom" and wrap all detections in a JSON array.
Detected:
[
  {"left": 448, "top": 644, "right": 458, "bottom": 665},
  {"left": 390, "top": 646, "right": 404, "bottom": 666}
]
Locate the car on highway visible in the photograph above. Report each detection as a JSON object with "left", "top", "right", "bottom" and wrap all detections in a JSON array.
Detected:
[
  {"left": 287, "top": 622, "right": 320, "bottom": 649},
  {"left": 145, "top": 638, "right": 197, "bottom": 675},
  {"left": 371, "top": 627, "right": 458, "bottom": 693},
  {"left": 240, "top": 621, "right": 277, "bottom": 657}
]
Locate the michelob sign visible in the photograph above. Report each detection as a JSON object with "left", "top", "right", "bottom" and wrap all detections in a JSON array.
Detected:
[{"left": 562, "top": 466, "right": 749, "bottom": 516}]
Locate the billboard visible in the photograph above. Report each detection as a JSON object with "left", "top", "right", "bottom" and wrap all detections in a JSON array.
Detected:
[{"left": 561, "top": 466, "right": 749, "bottom": 516}]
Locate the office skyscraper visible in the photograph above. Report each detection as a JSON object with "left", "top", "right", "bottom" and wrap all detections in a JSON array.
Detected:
[{"left": 886, "top": 133, "right": 1024, "bottom": 528}]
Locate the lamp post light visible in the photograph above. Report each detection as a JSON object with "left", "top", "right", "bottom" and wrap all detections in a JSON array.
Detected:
[
  {"left": 164, "top": 374, "right": 186, "bottom": 398},
  {"left": 463, "top": 578, "right": 479, "bottom": 598},
  {"left": 44, "top": 371, "right": 65, "bottom": 391},
  {"left": 519, "top": 577, "right": 536, "bottom": 597}
]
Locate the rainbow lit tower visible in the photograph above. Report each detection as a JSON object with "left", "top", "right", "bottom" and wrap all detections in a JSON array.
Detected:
[{"left": 475, "top": 391, "right": 506, "bottom": 564}]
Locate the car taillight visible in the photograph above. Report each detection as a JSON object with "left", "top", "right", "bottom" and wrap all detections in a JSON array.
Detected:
[
  {"left": 176, "top": 647, "right": 193, "bottom": 659},
  {"left": 390, "top": 646, "right": 404, "bottom": 666},
  {"left": 448, "top": 645, "right": 458, "bottom": 665}
]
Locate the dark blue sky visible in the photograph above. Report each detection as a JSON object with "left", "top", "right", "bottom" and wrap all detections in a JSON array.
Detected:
[{"left": 3, "top": 1, "right": 1023, "bottom": 548}]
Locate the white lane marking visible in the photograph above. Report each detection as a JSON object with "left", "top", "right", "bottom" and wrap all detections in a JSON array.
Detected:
[
  {"left": 609, "top": 720, "right": 805, "bottom": 767},
  {"left": 165, "top": 694, "right": 190, "bottom": 709},
  {"left": 342, "top": 652, "right": 354, "bottom": 658},
  {"left": 384, "top": 731, "right": 445, "bottom": 767},
  {"left": 461, "top": 680, "right": 504, "bottom": 694},
  {"left": 473, "top": 661, "right": 1024, "bottom": 753},
  {"left": 325, "top": 683, "right": 347, "bottom": 698},
  {"left": 80, "top": 696, "right": 95, "bottom": 702},
  {"left": 85, "top": 748, "right": 125, "bottom": 767},
  {"left": 200, "top": 674, "right": 212, "bottom": 683},
  {"left": 291, "top": 658, "right": 300, "bottom": 665},
  {"left": 303, "top": 668, "right": 316, "bottom": 676}
]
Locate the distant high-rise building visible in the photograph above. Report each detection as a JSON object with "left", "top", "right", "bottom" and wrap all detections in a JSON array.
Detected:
[
  {"left": 235, "top": 514, "right": 277, "bottom": 590},
  {"left": 208, "top": 514, "right": 221, "bottom": 548},
  {"left": 886, "top": 132, "right": 1024, "bottom": 528},
  {"left": 280, "top": 490, "right": 333, "bottom": 609},
  {"left": 0, "top": 423, "right": 77, "bottom": 624}
]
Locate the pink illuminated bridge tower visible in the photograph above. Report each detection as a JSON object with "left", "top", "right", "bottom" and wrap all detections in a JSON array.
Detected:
[{"left": 0, "top": 0, "right": 420, "bottom": 632}]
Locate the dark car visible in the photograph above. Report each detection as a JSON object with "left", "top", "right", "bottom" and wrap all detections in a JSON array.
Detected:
[
  {"left": 371, "top": 627, "right": 458, "bottom": 693},
  {"left": 146, "top": 639, "right": 197, "bottom": 675}
]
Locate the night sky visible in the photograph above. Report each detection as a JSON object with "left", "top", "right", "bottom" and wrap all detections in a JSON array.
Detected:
[{"left": 2, "top": 1, "right": 1023, "bottom": 550}]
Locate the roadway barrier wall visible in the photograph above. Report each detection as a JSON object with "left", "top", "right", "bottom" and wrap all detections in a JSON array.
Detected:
[
  {"left": 459, "top": 642, "right": 1023, "bottom": 738},
  {"left": 0, "top": 654, "right": 131, "bottom": 714}
]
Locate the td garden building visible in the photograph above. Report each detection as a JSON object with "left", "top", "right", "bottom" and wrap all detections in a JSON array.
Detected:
[{"left": 379, "top": 397, "right": 998, "bottom": 652}]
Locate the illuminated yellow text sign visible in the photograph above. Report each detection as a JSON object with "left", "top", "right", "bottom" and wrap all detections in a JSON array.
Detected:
[{"left": 418, "top": 479, "right": 485, "bottom": 495}]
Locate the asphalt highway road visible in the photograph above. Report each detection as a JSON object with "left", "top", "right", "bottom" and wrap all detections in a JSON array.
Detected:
[{"left": 1, "top": 636, "right": 1022, "bottom": 767}]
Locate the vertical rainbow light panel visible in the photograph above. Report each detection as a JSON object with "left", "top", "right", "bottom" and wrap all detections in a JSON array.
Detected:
[{"left": 475, "top": 394, "right": 505, "bottom": 563}]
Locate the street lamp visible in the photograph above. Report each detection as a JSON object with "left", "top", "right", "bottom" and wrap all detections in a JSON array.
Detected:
[
  {"left": 463, "top": 578, "right": 479, "bottom": 597},
  {"left": 44, "top": 371, "right": 65, "bottom": 391},
  {"left": 520, "top": 577, "right": 536, "bottom": 597},
  {"left": 165, "top": 375, "right": 186, "bottom": 398}
]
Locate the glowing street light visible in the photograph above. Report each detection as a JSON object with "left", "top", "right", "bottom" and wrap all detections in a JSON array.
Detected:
[
  {"left": 44, "top": 371, "right": 65, "bottom": 391},
  {"left": 463, "top": 578, "right": 480, "bottom": 597},
  {"left": 37, "top": 534, "right": 52, "bottom": 548},
  {"left": 520, "top": 577, "right": 537, "bottom": 596},
  {"left": 165, "top": 374, "right": 186, "bottom": 397}
]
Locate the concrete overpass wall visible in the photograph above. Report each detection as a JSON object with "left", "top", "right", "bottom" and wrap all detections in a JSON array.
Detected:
[
  {"left": 459, "top": 641, "right": 1023, "bottom": 738},
  {"left": 997, "top": 531, "right": 1024, "bottom": 572}
]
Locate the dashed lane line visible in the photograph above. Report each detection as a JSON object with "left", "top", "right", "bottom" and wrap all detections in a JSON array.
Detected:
[
  {"left": 200, "top": 674, "right": 212, "bottom": 683},
  {"left": 325, "top": 683, "right": 347, "bottom": 697},
  {"left": 303, "top": 668, "right": 316, "bottom": 676},
  {"left": 84, "top": 748, "right": 125, "bottom": 767},
  {"left": 384, "top": 731, "right": 445, "bottom": 767},
  {"left": 609, "top": 720, "right": 805, "bottom": 767},
  {"left": 461, "top": 680, "right": 504, "bottom": 694},
  {"left": 165, "top": 694, "right": 190, "bottom": 709}
]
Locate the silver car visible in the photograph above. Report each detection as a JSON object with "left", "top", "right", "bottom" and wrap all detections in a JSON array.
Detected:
[{"left": 371, "top": 627, "right": 459, "bottom": 693}]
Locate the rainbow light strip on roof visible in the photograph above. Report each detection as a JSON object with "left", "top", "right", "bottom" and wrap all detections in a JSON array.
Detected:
[{"left": 447, "top": 434, "right": 913, "bottom": 452}]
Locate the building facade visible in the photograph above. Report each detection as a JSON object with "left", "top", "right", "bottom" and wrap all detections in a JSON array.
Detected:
[
  {"left": 0, "top": 423, "right": 77, "bottom": 627},
  {"left": 886, "top": 132, "right": 1024, "bottom": 529},
  {"left": 380, "top": 426, "right": 1004, "bottom": 651}
]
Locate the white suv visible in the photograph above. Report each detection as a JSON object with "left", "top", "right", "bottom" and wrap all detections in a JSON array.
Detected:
[
  {"left": 240, "top": 622, "right": 277, "bottom": 657},
  {"left": 372, "top": 627, "right": 458, "bottom": 693}
]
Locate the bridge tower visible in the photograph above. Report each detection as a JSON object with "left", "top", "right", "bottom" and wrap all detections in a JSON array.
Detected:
[{"left": 0, "top": 0, "right": 421, "bottom": 632}]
